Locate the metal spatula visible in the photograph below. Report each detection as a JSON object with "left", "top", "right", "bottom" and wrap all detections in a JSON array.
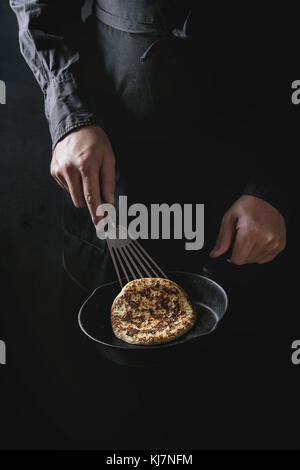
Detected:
[{"left": 105, "top": 223, "right": 168, "bottom": 289}]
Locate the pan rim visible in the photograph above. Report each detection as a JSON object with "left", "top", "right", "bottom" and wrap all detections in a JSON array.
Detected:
[{"left": 78, "top": 270, "right": 228, "bottom": 350}]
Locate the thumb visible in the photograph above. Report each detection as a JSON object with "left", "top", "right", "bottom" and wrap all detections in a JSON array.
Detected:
[{"left": 210, "top": 212, "right": 237, "bottom": 258}]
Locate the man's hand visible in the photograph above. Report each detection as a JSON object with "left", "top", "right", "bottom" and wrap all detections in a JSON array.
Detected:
[
  {"left": 210, "top": 195, "right": 286, "bottom": 264},
  {"left": 51, "top": 126, "right": 115, "bottom": 225}
]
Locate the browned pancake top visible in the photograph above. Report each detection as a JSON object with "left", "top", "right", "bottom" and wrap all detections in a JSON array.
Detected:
[{"left": 111, "top": 278, "right": 196, "bottom": 345}]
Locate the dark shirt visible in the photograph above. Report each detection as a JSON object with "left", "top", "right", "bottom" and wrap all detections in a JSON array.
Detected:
[
  {"left": 10, "top": 0, "right": 292, "bottom": 219},
  {"left": 10, "top": 0, "right": 191, "bottom": 146}
]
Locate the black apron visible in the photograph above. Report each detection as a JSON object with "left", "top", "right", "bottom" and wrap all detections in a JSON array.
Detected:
[{"left": 62, "top": 0, "right": 250, "bottom": 293}]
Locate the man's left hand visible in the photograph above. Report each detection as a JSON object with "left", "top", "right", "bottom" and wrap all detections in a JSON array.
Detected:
[{"left": 210, "top": 195, "right": 286, "bottom": 264}]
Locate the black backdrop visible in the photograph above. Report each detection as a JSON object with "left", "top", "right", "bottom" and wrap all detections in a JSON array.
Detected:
[{"left": 0, "top": 1, "right": 299, "bottom": 450}]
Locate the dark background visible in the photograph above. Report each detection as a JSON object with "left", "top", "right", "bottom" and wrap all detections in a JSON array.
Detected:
[{"left": 0, "top": 1, "right": 299, "bottom": 450}]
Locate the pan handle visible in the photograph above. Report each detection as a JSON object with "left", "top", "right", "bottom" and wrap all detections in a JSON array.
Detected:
[{"left": 201, "top": 251, "right": 232, "bottom": 279}]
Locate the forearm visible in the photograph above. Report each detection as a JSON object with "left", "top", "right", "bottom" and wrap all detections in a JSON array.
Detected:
[{"left": 10, "top": 0, "right": 102, "bottom": 148}]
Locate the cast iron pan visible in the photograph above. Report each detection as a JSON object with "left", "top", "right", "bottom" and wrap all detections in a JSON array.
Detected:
[{"left": 78, "top": 270, "right": 228, "bottom": 367}]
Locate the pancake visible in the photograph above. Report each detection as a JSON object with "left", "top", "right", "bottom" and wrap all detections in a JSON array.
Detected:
[{"left": 111, "top": 277, "right": 196, "bottom": 345}]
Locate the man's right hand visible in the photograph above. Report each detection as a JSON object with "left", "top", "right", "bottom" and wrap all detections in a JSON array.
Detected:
[{"left": 50, "top": 126, "right": 115, "bottom": 225}]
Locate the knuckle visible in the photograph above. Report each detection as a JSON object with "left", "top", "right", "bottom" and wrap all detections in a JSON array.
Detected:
[
  {"left": 62, "top": 160, "right": 73, "bottom": 173},
  {"left": 77, "top": 154, "right": 91, "bottom": 174},
  {"left": 272, "top": 240, "right": 280, "bottom": 251},
  {"left": 248, "top": 222, "right": 260, "bottom": 236},
  {"left": 50, "top": 161, "right": 58, "bottom": 176},
  {"left": 85, "top": 193, "right": 93, "bottom": 204},
  {"left": 74, "top": 200, "right": 85, "bottom": 209},
  {"left": 262, "top": 229, "right": 273, "bottom": 240},
  {"left": 265, "top": 234, "right": 275, "bottom": 245},
  {"left": 78, "top": 164, "right": 90, "bottom": 175}
]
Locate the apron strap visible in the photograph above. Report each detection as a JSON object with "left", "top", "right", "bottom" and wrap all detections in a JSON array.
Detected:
[{"left": 94, "top": 3, "right": 167, "bottom": 35}]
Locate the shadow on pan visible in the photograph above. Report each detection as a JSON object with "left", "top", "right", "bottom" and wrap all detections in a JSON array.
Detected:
[{"left": 78, "top": 271, "right": 228, "bottom": 367}]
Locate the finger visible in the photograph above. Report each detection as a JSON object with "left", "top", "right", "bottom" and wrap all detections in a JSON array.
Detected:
[
  {"left": 51, "top": 160, "right": 68, "bottom": 191},
  {"left": 64, "top": 170, "right": 86, "bottom": 208},
  {"left": 247, "top": 234, "right": 285, "bottom": 264},
  {"left": 241, "top": 241, "right": 265, "bottom": 264},
  {"left": 257, "top": 252, "right": 278, "bottom": 264},
  {"left": 81, "top": 168, "right": 101, "bottom": 225},
  {"left": 251, "top": 243, "right": 281, "bottom": 264},
  {"left": 100, "top": 151, "right": 115, "bottom": 205},
  {"left": 53, "top": 174, "right": 68, "bottom": 191},
  {"left": 229, "top": 226, "right": 254, "bottom": 265},
  {"left": 210, "top": 213, "right": 237, "bottom": 258}
]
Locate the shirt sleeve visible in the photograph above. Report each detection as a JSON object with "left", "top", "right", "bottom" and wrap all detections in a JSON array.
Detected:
[
  {"left": 243, "top": 176, "right": 292, "bottom": 220},
  {"left": 10, "top": 0, "right": 103, "bottom": 149},
  {"left": 242, "top": 140, "right": 294, "bottom": 221}
]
